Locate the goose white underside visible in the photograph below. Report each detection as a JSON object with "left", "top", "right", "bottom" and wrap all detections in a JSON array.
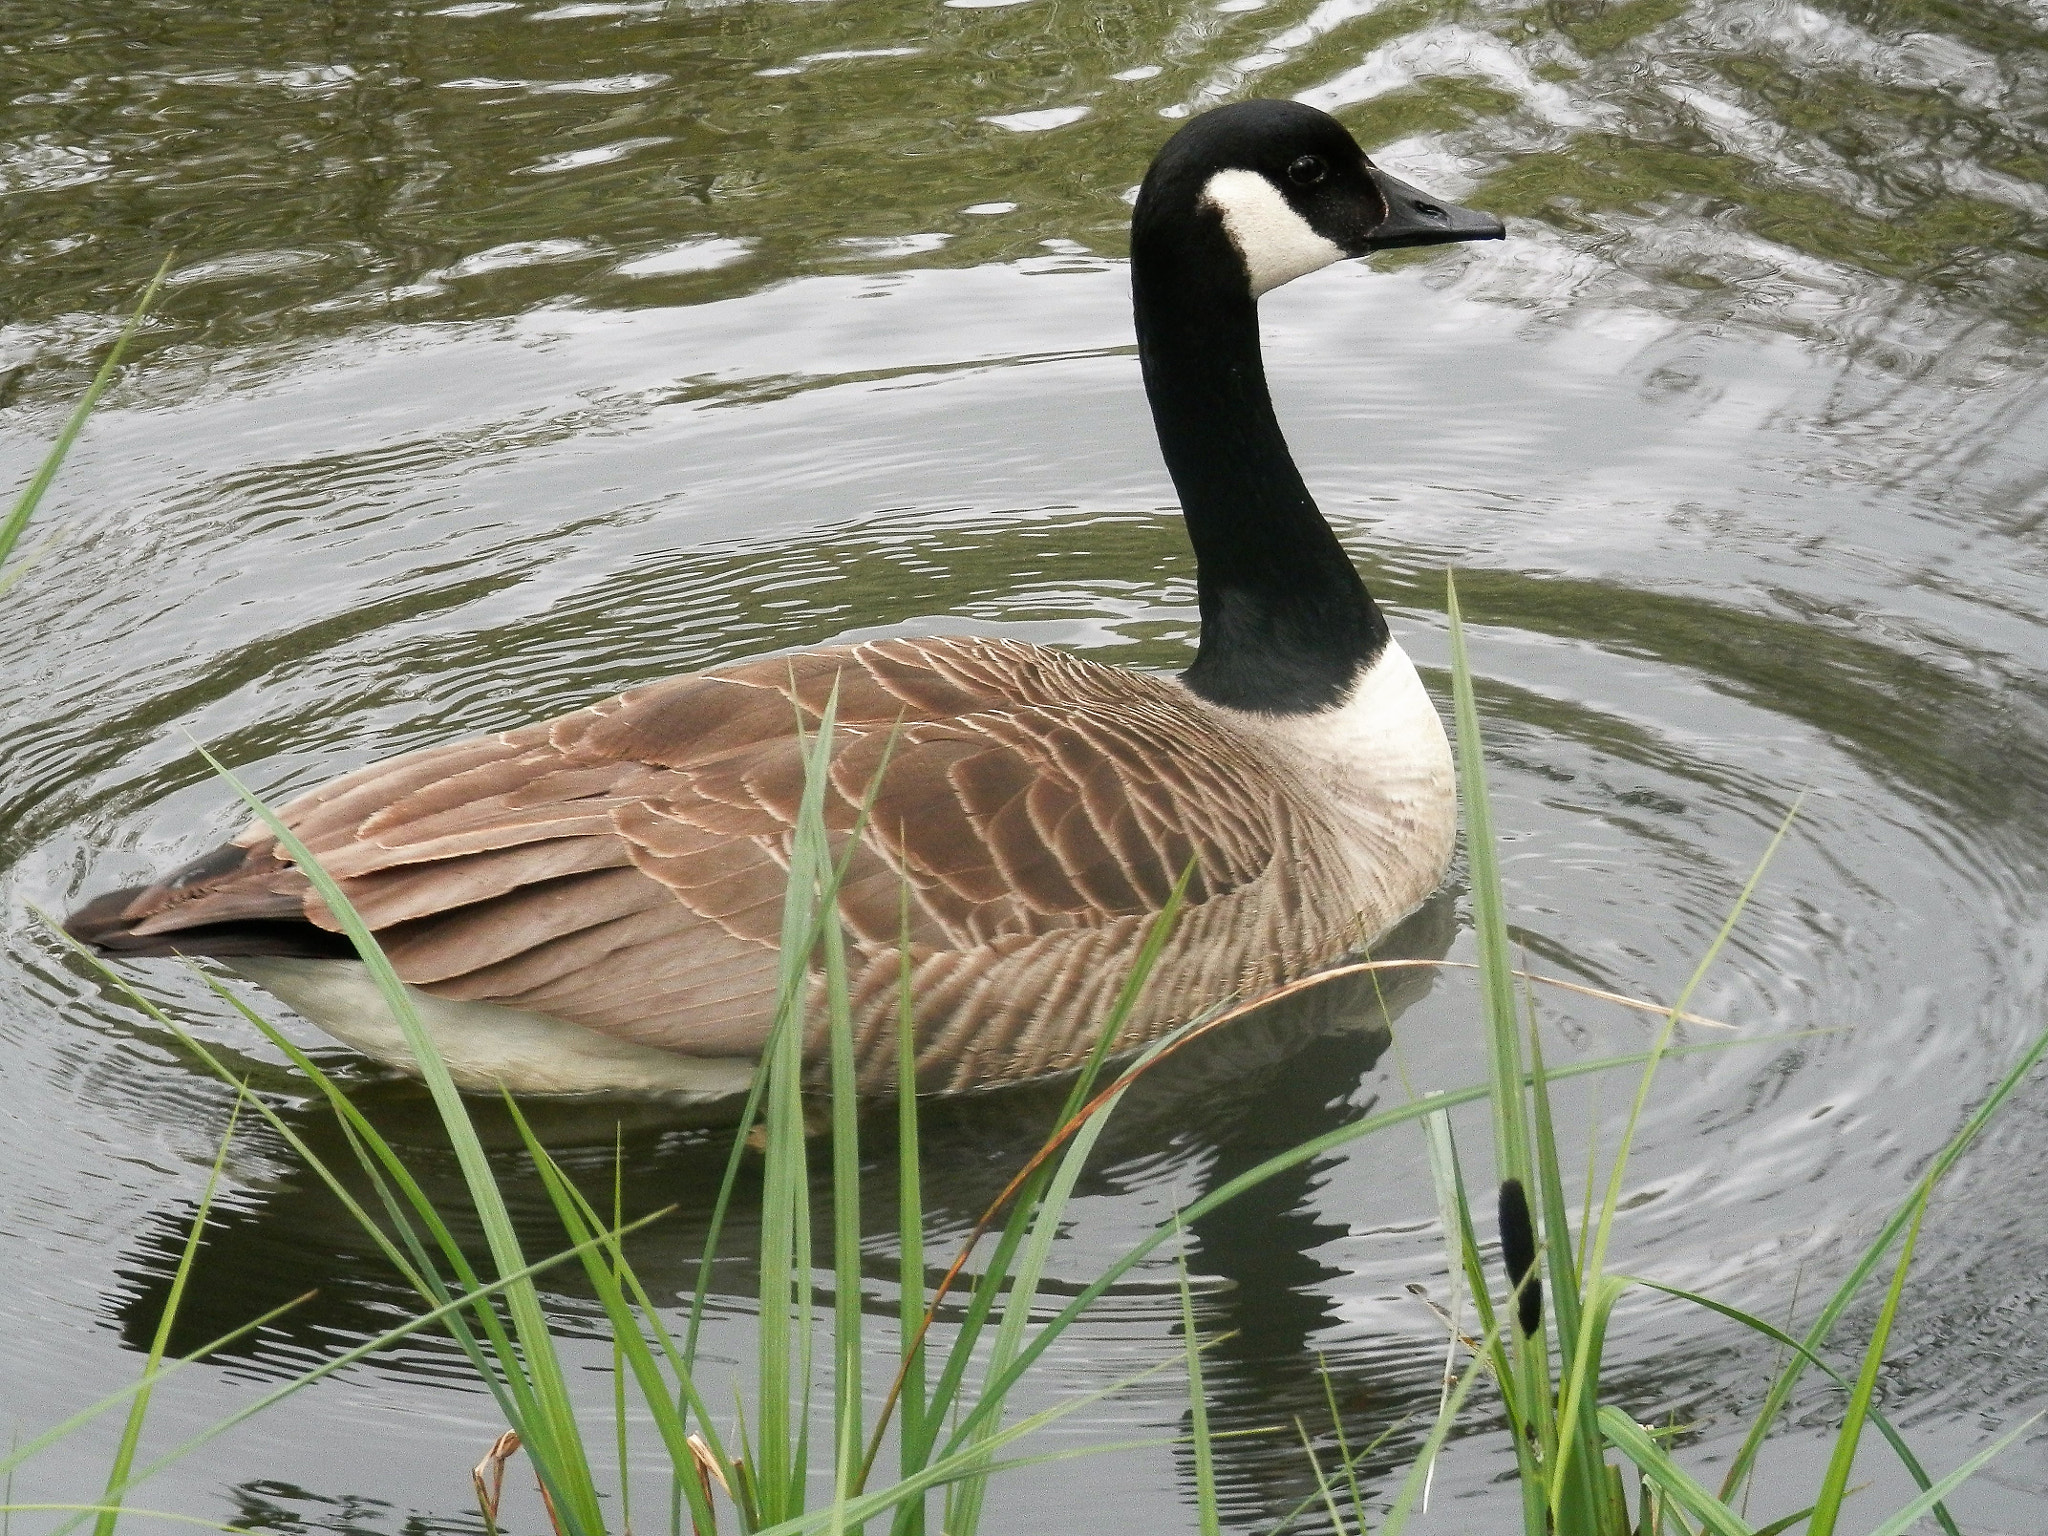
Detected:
[{"left": 230, "top": 956, "right": 759, "bottom": 1100}]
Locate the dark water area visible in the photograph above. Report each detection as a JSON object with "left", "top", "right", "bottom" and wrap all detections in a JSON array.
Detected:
[{"left": 5, "top": 0, "right": 2048, "bottom": 1530}]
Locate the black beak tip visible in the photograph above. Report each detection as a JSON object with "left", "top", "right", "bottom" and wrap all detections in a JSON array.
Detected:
[{"left": 1358, "top": 169, "right": 1507, "bottom": 252}]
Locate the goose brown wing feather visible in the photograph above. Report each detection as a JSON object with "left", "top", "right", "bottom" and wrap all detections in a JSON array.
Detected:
[{"left": 69, "top": 637, "right": 1330, "bottom": 1080}]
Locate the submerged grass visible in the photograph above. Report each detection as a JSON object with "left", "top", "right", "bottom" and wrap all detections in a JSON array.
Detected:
[{"left": 10, "top": 329, "right": 2044, "bottom": 1533}]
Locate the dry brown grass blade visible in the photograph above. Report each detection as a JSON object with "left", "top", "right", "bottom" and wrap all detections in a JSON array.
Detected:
[
  {"left": 535, "top": 1470, "right": 564, "bottom": 1536},
  {"left": 472, "top": 1429, "right": 521, "bottom": 1536},
  {"left": 686, "top": 1433, "right": 727, "bottom": 1536}
]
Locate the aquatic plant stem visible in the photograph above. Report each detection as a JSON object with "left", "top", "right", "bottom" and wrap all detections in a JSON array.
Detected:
[{"left": 0, "top": 258, "right": 170, "bottom": 582}]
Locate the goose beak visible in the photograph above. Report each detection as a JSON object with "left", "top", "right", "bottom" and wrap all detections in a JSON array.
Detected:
[{"left": 1356, "top": 169, "right": 1505, "bottom": 252}]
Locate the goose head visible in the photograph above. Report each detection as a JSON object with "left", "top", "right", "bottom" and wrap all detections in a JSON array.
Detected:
[
  {"left": 1128, "top": 101, "right": 1504, "bottom": 717},
  {"left": 1132, "top": 98, "right": 1503, "bottom": 299}
]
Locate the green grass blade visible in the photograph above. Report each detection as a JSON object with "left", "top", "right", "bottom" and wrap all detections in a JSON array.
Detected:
[
  {"left": 193, "top": 974, "right": 545, "bottom": 1431},
  {"left": 1554, "top": 795, "right": 1799, "bottom": 1520},
  {"left": 501, "top": 1098, "right": 723, "bottom": 1536},
  {"left": 951, "top": 1035, "right": 1796, "bottom": 1460},
  {"left": 1447, "top": 577, "right": 1550, "bottom": 1531},
  {"left": 612, "top": 1135, "right": 633, "bottom": 1536},
  {"left": 1439, "top": 1111, "right": 1517, "bottom": 1402},
  {"left": 93, "top": 1091, "right": 247, "bottom": 1536},
  {"left": 683, "top": 1031, "right": 776, "bottom": 1367},
  {"left": 0, "top": 1292, "right": 310, "bottom": 1482},
  {"left": 1178, "top": 1242, "right": 1222, "bottom": 1536},
  {"left": 40, "top": 914, "right": 535, "bottom": 1429},
  {"left": 1445, "top": 571, "right": 1531, "bottom": 1191},
  {"left": 1, "top": 257, "right": 170, "bottom": 581},
  {"left": 943, "top": 1071, "right": 1121, "bottom": 1536},
  {"left": 1317, "top": 1354, "right": 1367, "bottom": 1532},
  {"left": 757, "top": 680, "right": 842, "bottom": 1523},
  {"left": 191, "top": 744, "right": 603, "bottom": 1534},
  {"left": 1807, "top": 1187, "right": 1930, "bottom": 1536},
  {"left": 3, "top": 1505, "right": 241, "bottom": 1534},
  {"left": 749, "top": 1352, "right": 1191, "bottom": 1536},
  {"left": 1381, "top": 1322, "right": 1502, "bottom": 1536},
  {"left": 1720, "top": 1017, "right": 2048, "bottom": 1501},
  {"left": 929, "top": 854, "right": 1203, "bottom": 1490},
  {"left": 941, "top": 877, "right": 1195, "bottom": 1535},
  {"left": 908, "top": 867, "right": 1198, "bottom": 1507},
  {"left": 902, "top": 1198, "right": 1038, "bottom": 1490},
  {"left": 893, "top": 879, "right": 928, "bottom": 1536},
  {"left": 52, "top": 1214, "right": 664, "bottom": 1536},
  {"left": 1293, "top": 1419, "right": 1351, "bottom": 1536},
  {"left": 1626, "top": 1275, "right": 1962, "bottom": 1536},
  {"left": 825, "top": 827, "right": 864, "bottom": 1533},
  {"left": 1527, "top": 1011, "right": 1610, "bottom": 1531},
  {"left": 1266, "top": 1411, "right": 1408, "bottom": 1536},
  {"left": 1421, "top": 1104, "right": 1528, "bottom": 1496},
  {"left": 1049, "top": 862, "right": 1196, "bottom": 1125},
  {"left": 1751, "top": 1506, "right": 1816, "bottom": 1536},
  {"left": 1860, "top": 1412, "right": 2045, "bottom": 1536},
  {"left": 1549, "top": 1272, "right": 1627, "bottom": 1530},
  {"left": 1597, "top": 1407, "right": 1754, "bottom": 1536},
  {"left": 48, "top": 919, "right": 537, "bottom": 1424}
]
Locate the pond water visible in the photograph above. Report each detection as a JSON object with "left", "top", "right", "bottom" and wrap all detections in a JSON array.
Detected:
[{"left": 5, "top": 0, "right": 2048, "bottom": 1530}]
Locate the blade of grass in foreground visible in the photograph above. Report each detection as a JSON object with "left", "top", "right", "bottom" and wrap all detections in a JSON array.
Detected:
[
  {"left": 92, "top": 1092, "right": 247, "bottom": 1536},
  {"left": 4, "top": 1505, "right": 241, "bottom": 1534},
  {"left": 868, "top": 870, "right": 1197, "bottom": 1522},
  {"left": 755, "top": 681, "right": 843, "bottom": 1527},
  {"left": 1445, "top": 572, "right": 1532, "bottom": 1195},
  {"left": 47, "top": 1213, "right": 668, "bottom": 1536},
  {"left": 502, "top": 1101, "right": 723, "bottom": 1536},
  {"left": 0, "top": 1288, "right": 311, "bottom": 1483},
  {"left": 1380, "top": 1321, "right": 1502, "bottom": 1536},
  {"left": 1597, "top": 1407, "right": 1752, "bottom": 1536},
  {"left": 190, "top": 742, "right": 606, "bottom": 1536},
  {"left": 894, "top": 879, "right": 928, "bottom": 1536},
  {"left": 821, "top": 727, "right": 865, "bottom": 1536},
  {"left": 1548, "top": 795, "right": 1801, "bottom": 1528},
  {"left": 1806, "top": 1187, "right": 1931, "bottom": 1536},
  {"left": 1626, "top": 1275, "right": 1960, "bottom": 1536},
  {"left": 1448, "top": 572, "right": 1552, "bottom": 1530},
  {"left": 0, "top": 257, "right": 170, "bottom": 583},
  {"left": 938, "top": 874, "right": 1195, "bottom": 1536},
  {"left": 179, "top": 961, "right": 552, "bottom": 1439},
  {"left": 1720, "top": 1009, "right": 2048, "bottom": 1502},
  {"left": 1177, "top": 1241, "right": 1221, "bottom": 1536},
  {"left": 1859, "top": 1411, "right": 2044, "bottom": 1536},
  {"left": 938, "top": 1034, "right": 1804, "bottom": 1474},
  {"left": 33, "top": 913, "right": 550, "bottom": 1448}
]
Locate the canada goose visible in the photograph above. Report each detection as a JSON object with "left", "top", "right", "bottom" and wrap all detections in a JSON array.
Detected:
[{"left": 66, "top": 99, "right": 1505, "bottom": 1099}]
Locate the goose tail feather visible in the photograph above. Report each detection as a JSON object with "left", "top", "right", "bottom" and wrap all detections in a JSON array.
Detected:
[{"left": 62, "top": 844, "right": 350, "bottom": 960}]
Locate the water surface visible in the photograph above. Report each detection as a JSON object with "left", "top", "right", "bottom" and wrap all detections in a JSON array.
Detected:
[{"left": 5, "top": 0, "right": 2048, "bottom": 1530}]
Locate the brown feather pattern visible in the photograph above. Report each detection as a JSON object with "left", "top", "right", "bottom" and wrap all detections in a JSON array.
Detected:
[{"left": 72, "top": 637, "right": 1447, "bottom": 1093}]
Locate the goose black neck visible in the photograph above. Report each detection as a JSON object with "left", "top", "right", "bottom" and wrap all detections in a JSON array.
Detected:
[{"left": 1134, "top": 249, "right": 1387, "bottom": 715}]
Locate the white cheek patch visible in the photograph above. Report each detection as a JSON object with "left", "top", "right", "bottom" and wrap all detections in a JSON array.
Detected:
[{"left": 1200, "top": 168, "right": 1346, "bottom": 297}]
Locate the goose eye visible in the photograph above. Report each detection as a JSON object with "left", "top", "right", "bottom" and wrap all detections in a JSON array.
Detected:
[{"left": 1286, "top": 155, "right": 1327, "bottom": 187}]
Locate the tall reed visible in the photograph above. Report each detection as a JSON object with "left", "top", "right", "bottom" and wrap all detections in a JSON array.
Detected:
[{"left": 1340, "top": 572, "right": 2048, "bottom": 1536}]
